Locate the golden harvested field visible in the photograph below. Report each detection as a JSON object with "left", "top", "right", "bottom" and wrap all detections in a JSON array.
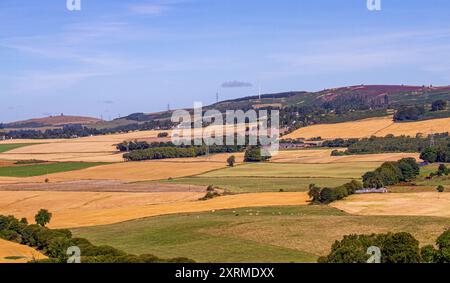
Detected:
[
  {"left": 270, "top": 149, "right": 420, "bottom": 164},
  {"left": 331, "top": 192, "right": 450, "bottom": 218},
  {"left": 160, "top": 152, "right": 245, "bottom": 163},
  {"left": 0, "top": 239, "right": 47, "bottom": 263},
  {"left": 0, "top": 191, "right": 309, "bottom": 228},
  {"left": 284, "top": 116, "right": 450, "bottom": 139},
  {"left": 0, "top": 191, "right": 203, "bottom": 228},
  {"left": 0, "top": 160, "right": 228, "bottom": 184},
  {"left": 0, "top": 130, "right": 169, "bottom": 162}
]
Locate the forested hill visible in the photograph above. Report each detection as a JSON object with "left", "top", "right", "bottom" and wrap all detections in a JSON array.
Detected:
[
  {"left": 116, "top": 84, "right": 450, "bottom": 122},
  {"left": 3, "top": 85, "right": 450, "bottom": 137}
]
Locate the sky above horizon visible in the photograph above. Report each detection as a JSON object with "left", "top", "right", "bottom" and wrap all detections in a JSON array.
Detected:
[{"left": 2, "top": 0, "right": 450, "bottom": 122}]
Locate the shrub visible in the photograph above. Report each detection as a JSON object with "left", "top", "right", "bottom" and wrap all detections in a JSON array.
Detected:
[
  {"left": 320, "top": 232, "right": 421, "bottom": 263},
  {"left": 244, "top": 147, "right": 271, "bottom": 162},
  {"left": 319, "top": 188, "right": 336, "bottom": 204},
  {"left": 421, "top": 245, "right": 439, "bottom": 263},
  {"left": 35, "top": 209, "right": 52, "bottom": 227},
  {"left": 437, "top": 185, "right": 445, "bottom": 193},
  {"left": 227, "top": 155, "right": 236, "bottom": 167}
]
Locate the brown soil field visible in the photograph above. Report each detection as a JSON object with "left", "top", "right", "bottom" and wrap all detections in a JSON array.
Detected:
[
  {"left": 270, "top": 149, "right": 420, "bottom": 164},
  {"left": 0, "top": 239, "right": 47, "bottom": 263},
  {"left": 0, "top": 160, "right": 17, "bottom": 167},
  {"left": 331, "top": 192, "right": 450, "bottom": 218},
  {"left": 0, "top": 191, "right": 309, "bottom": 228},
  {"left": 284, "top": 116, "right": 450, "bottom": 139}
]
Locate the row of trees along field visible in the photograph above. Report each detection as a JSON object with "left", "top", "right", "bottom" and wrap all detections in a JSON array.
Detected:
[
  {"left": 319, "top": 230, "right": 450, "bottom": 263},
  {"left": 0, "top": 211, "right": 194, "bottom": 263},
  {"left": 308, "top": 180, "right": 363, "bottom": 204},
  {"left": 420, "top": 144, "right": 450, "bottom": 163},
  {"left": 362, "top": 158, "right": 420, "bottom": 188},
  {"left": 308, "top": 158, "right": 420, "bottom": 204},
  {"left": 324, "top": 134, "right": 450, "bottom": 155},
  {"left": 393, "top": 99, "right": 449, "bottom": 121},
  {"left": 0, "top": 120, "right": 176, "bottom": 140},
  {"left": 119, "top": 136, "right": 272, "bottom": 161}
]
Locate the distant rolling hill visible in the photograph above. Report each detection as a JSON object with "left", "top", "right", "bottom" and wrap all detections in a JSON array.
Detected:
[
  {"left": 4, "top": 115, "right": 102, "bottom": 129},
  {"left": 5, "top": 85, "right": 450, "bottom": 131},
  {"left": 116, "top": 85, "right": 450, "bottom": 123}
]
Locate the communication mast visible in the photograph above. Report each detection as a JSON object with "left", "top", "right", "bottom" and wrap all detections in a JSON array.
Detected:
[{"left": 430, "top": 128, "right": 435, "bottom": 147}]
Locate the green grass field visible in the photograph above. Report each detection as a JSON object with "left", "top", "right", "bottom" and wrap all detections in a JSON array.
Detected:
[
  {"left": 0, "top": 162, "right": 107, "bottom": 177},
  {"left": 0, "top": 143, "right": 35, "bottom": 153},
  {"left": 160, "top": 177, "right": 356, "bottom": 193},
  {"left": 200, "top": 162, "right": 381, "bottom": 179},
  {"left": 390, "top": 164, "right": 450, "bottom": 192},
  {"left": 72, "top": 205, "right": 450, "bottom": 263},
  {"left": 157, "top": 162, "right": 380, "bottom": 193}
]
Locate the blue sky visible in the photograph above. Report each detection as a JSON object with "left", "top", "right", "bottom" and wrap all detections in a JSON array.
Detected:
[{"left": 1, "top": 0, "right": 450, "bottom": 122}]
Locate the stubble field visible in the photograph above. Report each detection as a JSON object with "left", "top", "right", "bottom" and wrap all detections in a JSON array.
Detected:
[
  {"left": 0, "top": 239, "right": 47, "bottom": 263},
  {"left": 283, "top": 116, "right": 450, "bottom": 139}
]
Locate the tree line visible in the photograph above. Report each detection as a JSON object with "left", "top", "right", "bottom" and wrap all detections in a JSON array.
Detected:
[
  {"left": 0, "top": 211, "right": 194, "bottom": 263},
  {"left": 393, "top": 99, "right": 449, "bottom": 121},
  {"left": 420, "top": 143, "right": 450, "bottom": 163},
  {"left": 324, "top": 134, "right": 450, "bottom": 155},
  {"left": 319, "top": 230, "right": 450, "bottom": 263},
  {"left": 308, "top": 158, "right": 420, "bottom": 204},
  {"left": 362, "top": 158, "right": 420, "bottom": 188},
  {"left": 308, "top": 180, "right": 363, "bottom": 204}
]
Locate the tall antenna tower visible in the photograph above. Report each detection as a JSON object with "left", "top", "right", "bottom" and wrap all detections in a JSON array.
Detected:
[
  {"left": 430, "top": 128, "right": 435, "bottom": 147},
  {"left": 258, "top": 84, "right": 262, "bottom": 100},
  {"left": 216, "top": 90, "right": 219, "bottom": 103},
  {"left": 167, "top": 103, "right": 171, "bottom": 111}
]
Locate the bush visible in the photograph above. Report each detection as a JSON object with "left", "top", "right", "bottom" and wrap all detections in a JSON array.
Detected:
[
  {"left": 244, "top": 147, "right": 271, "bottom": 162},
  {"left": 319, "top": 188, "right": 336, "bottom": 204},
  {"left": 35, "top": 209, "right": 52, "bottom": 227},
  {"left": 227, "top": 155, "right": 236, "bottom": 167},
  {"left": 437, "top": 185, "right": 445, "bottom": 193},
  {"left": 320, "top": 232, "right": 421, "bottom": 263},
  {"left": 421, "top": 245, "right": 439, "bottom": 263}
]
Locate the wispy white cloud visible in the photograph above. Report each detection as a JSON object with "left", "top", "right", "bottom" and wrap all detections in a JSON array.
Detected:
[
  {"left": 130, "top": 4, "right": 168, "bottom": 15},
  {"left": 128, "top": 0, "right": 187, "bottom": 16},
  {"left": 266, "top": 29, "right": 450, "bottom": 77},
  {"left": 221, "top": 81, "right": 253, "bottom": 88}
]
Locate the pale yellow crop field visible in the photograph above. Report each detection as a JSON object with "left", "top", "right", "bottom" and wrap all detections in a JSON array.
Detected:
[
  {"left": 0, "top": 190, "right": 204, "bottom": 227},
  {"left": 0, "top": 159, "right": 228, "bottom": 184},
  {"left": 0, "top": 130, "right": 169, "bottom": 162},
  {"left": 271, "top": 149, "right": 421, "bottom": 164},
  {"left": 331, "top": 192, "right": 450, "bottom": 218},
  {"left": 284, "top": 116, "right": 450, "bottom": 139},
  {"left": 0, "top": 191, "right": 309, "bottom": 228},
  {"left": 0, "top": 239, "right": 47, "bottom": 263}
]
